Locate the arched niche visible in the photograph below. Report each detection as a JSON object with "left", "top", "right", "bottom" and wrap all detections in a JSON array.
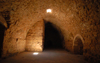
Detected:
[{"left": 73, "top": 34, "right": 84, "bottom": 55}]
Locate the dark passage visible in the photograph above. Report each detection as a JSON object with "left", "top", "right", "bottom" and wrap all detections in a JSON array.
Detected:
[
  {"left": 44, "top": 22, "right": 63, "bottom": 50},
  {"left": 0, "top": 23, "right": 5, "bottom": 57},
  {"left": 74, "top": 37, "right": 83, "bottom": 55}
]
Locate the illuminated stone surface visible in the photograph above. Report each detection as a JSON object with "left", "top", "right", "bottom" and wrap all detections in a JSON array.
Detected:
[
  {"left": 0, "top": 0, "right": 100, "bottom": 63},
  {"left": 26, "top": 20, "right": 44, "bottom": 52}
]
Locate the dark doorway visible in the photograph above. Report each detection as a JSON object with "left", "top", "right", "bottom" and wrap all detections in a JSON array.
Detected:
[
  {"left": 44, "top": 22, "right": 64, "bottom": 50},
  {"left": 74, "top": 37, "right": 83, "bottom": 55},
  {"left": 0, "top": 23, "right": 5, "bottom": 57}
]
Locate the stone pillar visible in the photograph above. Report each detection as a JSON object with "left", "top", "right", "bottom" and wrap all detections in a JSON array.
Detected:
[{"left": 26, "top": 20, "right": 44, "bottom": 51}]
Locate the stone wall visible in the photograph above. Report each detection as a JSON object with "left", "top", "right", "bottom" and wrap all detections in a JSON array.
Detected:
[
  {"left": 26, "top": 20, "right": 44, "bottom": 52},
  {"left": 0, "top": 0, "right": 99, "bottom": 62},
  {"left": 0, "top": 14, "right": 7, "bottom": 28}
]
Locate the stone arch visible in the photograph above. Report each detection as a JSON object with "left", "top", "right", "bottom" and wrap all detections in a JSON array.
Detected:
[
  {"left": 43, "top": 21, "right": 64, "bottom": 49},
  {"left": 43, "top": 17, "right": 72, "bottom": 51},
  {"left": 73, "top": 34, "right": 84, "bottom": 55}
]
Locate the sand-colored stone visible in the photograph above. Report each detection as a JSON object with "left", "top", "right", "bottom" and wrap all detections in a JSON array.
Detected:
[{"left": 0, "top": 0, "right": 100, "bottom": 63}]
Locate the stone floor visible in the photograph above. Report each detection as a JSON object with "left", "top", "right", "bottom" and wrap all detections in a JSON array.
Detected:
[{"left": 0, "top": 49, "right": 88, "bottom": 63}]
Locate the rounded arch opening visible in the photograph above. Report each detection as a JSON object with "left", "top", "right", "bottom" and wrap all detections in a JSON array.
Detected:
[
  {"left": 43, "top": 21, "right": 64, "bottom": 50},
  {"left": 73, "top": 35, "right": 83, "bottom": 55}
]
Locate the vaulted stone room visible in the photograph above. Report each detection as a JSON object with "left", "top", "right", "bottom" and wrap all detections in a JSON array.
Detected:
[{"left": 0, "top": 0, "right": 100, "bottom": 63}]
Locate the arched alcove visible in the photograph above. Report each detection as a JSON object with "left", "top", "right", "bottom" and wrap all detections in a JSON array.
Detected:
[
  {"left": 0, "top": 23, "right": 5, "bottom": 57},
  {"left": 73, "top": 35, "right": 84, "bottom": 55},
  {"left": 43, "top": 22, "right": 64, "bottom": 50}
]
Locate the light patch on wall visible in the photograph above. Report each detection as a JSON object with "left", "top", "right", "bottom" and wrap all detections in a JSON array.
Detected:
[
  {"left": 33, "top": 52, "right": 39, "bottom": 55},
  {"left": 46, "top": 9, "right": 52, "bottom": 13}
]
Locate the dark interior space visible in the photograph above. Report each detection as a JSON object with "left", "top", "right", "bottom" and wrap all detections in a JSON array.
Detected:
[
  {"left": 44, "top": 22, "right": 64, "bottom": 50},
  {"left": 0, "top": 23, "right": 5, "bottom": 58},
  {"left": 74, "top": 37, "right": 83, "bottom": 55}
]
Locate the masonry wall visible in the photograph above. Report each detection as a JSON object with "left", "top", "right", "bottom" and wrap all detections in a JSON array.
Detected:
[
  {"left": 0, "top": 0, "right": 99, "bottom": 63},
  {"left": 26, "top": 20, "right": 44, "bottom": 52}
]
